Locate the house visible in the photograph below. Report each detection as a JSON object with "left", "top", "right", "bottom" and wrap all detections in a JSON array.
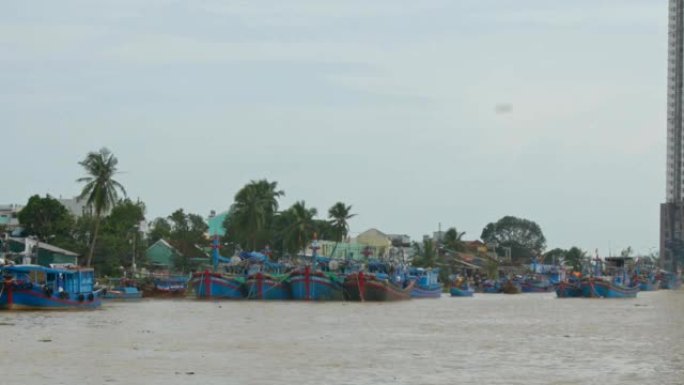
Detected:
[
  {"left": 0, "top": 204, "right": 22, "bottom": 230},
  {"left": 145, "top": 238, "right": 210, "bottom": 271},
  {"left": 318, "top": 240, "right": 370, "bottom": 261},
  {"left": 145, "top": 239, "right": 183, "bottom": 270},
  {"left": 387, "top": 234, "right": 411, "bottom": 247},
  {"left": 2, "top": 237, "right": 79, "bottom": 266},
  {"left": 354, "top": 228, "right": 392, "bottom": 259},
  {"left": 57, "top": 196, "right": 90, "bottom": 218}
]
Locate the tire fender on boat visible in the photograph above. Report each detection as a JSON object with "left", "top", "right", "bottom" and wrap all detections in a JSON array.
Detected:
[{"left": 77, "top": 294, "right": 85, "bottom": 302}]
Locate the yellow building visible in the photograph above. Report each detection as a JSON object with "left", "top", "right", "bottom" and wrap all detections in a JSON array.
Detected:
[{"left": 354, "top": 228, "right": 392, "bottom": 258}]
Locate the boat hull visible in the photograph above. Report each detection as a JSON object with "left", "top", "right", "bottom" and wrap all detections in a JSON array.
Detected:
[
  {"left": 244, "top": 273, "right": 290, "bottom": 300},
  {"left": 411, "top": 284, "right": 442, "bottom": 298},
  {"left": 450, "top": 287, "right": 474, "bottom": 297},
  {"left": 660, "top": 274, "right": 682, "bottom": 290},
  {"left": 343, "top": 273, "right": 413, "bottom": 301},
  {"left": 102, "top": 289, "right": 142, "bottom": 300},
  {"left": 638, "top": 280, "right": 660, "bottom": 292},
  {"left": 555, "top": 281, "right": 582, "bottom": 298},
  {"left": 521, "top": 282, "right": 554, "bottom": 293},
  {"left": 581, "top": 278, "right": 639, "bottom": 298},
  {"left": 0, "top": 283, "right": 101, "bottom": 310},
  {"left": 502, "top": 281, "right": 522, "bottom": 294},
  {"left": 289, "top": 270, "right": 344, "bottom": 301},
  {"left": 191, "top": 272, "right": 244, "bottom": 299}
]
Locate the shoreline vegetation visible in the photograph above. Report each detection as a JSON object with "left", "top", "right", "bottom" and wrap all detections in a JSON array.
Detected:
[{"left": 0, "top": 148, "right": 670, "bottom": 279}]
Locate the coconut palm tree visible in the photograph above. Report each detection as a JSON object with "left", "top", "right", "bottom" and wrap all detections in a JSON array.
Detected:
[
  {"left": 442, "top": 227, "right": 466, "bottom": 252},
  {"left": 412, "top": 239, "right": 438, "bottom": 267},
  {"left": 282, "top": 201, "right": 317, "bottom": 254},
  {"left": 328, "top": 202, "right": 355, "bottom": 242},
  {"left": 231, "top": 180, "right": 284, "bottom": 250},
  {"left": 564, "top": 247, "right": 587, "bottom": 272},
  {"left": 77, "top": 148, "right": 126, "bottom": 267}
]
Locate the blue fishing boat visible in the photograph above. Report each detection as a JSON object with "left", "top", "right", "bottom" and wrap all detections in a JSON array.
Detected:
[
  {"left": 289, "top": 238, "right": 344, "bottom": 301},
  {"left": 581, "top": 277, "right": 639, "bottom": 298},
  {"left": 102, "top": 278, "right": 142, "bottom": 300},
  {"left": 191, "top": 235, "right": 245, "bottom": 299},
  {"left": 142, "top": 274, "right": 189, "bottom": 298},
  {"left": 480, "top": 279, "right": 501, "bottom": 293},
  {"left": 289, "top": 265, "right": 344, "bottom": 301},
  {"left": 521, "top": 275, "right": 554, "bottom": 293},
  {"left": 0, "top": 264, "right": 102, "bottom": 310},
  {"left": 241, "top": 251, "right": 290, "bottom": 300},
  {"left": 579, "top": 256, "right": 639, "bottom": 298},
  {"left": 245, "top": 271, "right": 290, "bottom": 300},
  {"left": 555, "top": 279, "right": 582, "bottom": 298},
  {"left": 409, "top": 268, "right": 442, "bottom": 298},
  {"left": 449, "top": 276, "right": 474, "bottom": 297},
  {"left": 192, "top": 270, "right": 245, "bottom": 299},
  {"left": 636, "top": 274, "right": 660, "bottom": 292}
]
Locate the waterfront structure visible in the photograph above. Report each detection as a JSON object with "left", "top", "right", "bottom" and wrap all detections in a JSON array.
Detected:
[
  {"left": 661, "top": 0, "right": 684, "bottom": 272},
  {"left": 0, "top": 204, "right": 22, "bottom": 231},
  {"left": 2, "top": 237, "right": 78, "bottom": 266}
]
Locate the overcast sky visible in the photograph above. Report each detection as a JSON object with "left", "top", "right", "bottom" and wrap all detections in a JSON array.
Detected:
[{"left": 1, "top": 0, "right": 666, "bottom": 255}]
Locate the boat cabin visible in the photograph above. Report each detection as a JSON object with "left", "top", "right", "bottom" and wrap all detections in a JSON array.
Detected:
[{"left": 2, "top": 265, "right": 96, "bottom": 294}]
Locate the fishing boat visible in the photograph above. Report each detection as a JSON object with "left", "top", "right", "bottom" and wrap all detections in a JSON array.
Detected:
[
  {"left": 242, "top": 251, "right": 290, "bottom": 300},
  {"left": 636, "top": 274, "right": 660, "bottom": 292},
  {"left": 142, "top": 274, "right": 189, "bottom": 298},
  {"left": 192, "top": 270, "right": 245, "bottom": 299},
  {"left": 343, "top": 271, "right": 414, "bottom": 301},
  {"left": 244, "top": 271, "right": 290, "bottom": 300},
  {"left": 191, "top": 236, "right": 245, "bottom": 299},
  {"left": 555, "top": 279, "right": 582, "bottom": 298},
  {"left": 580, "top": 256, "right": 639, "bottom": 298},
  {"left": 409, "top": 267, "right": 442, "bottom": 298},
  {"left": 520, "top": 275, "right": 554, "bottom": 293},
  {"left": 501, "top": 278, "right": 522, "bottom": 294},
  {"left": 102, "top": 278, "right": 142, "bottom": 300},
  {"left": 289, "top": 238, "right": 344, "bottom": 301},
  {"left": 480, "top": 279, "right": 501, "bottom": 293},
  {"left": 449, "top": 276, "right": 474, "bottom": 297},
  {"left": 580, "top": 277, "right": 638, "bottom": 298},
  {"left": 289, "top": 265, "right": 344, "bottom": 301},
  {"left": 0, "top": 264, "right": 102, "bottom": 310}
]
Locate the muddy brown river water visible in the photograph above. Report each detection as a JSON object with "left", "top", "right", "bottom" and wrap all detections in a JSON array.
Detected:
[{"left": 0, "top": 291, "right": 682, "bottom": 385}]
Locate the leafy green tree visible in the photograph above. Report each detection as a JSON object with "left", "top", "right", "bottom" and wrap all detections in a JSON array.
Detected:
[
  {"left": 166, "top": 209, "right": 209, "bottom": 272},
  {"left": 328, "top": 202, "right": 355, "bottom": 242},
  {"left": 148, "top": 217, "right": 172, "bottom": 243},
  {"left": 412, "top": 239, "right": 439, "bottom": 268},
  {"left": 313, "top": 219, "right": 335, "bottom": 241},
  {"left": 281, "top": 201, "right": 317, "bottom": 254},
  {"left": 17, "top": 194, "right": 74, "bottom": 246},
  {"left": 543, "top": 248, "right": 567, "bottom": 264},
  {"left": 564, "top": 247, "right": 587, "bottom": 272},
  {"left": 95, "top": 199, "right": 145, "bottom": 272},
  {"left": 77, "top": 148, "right": 126, "bottom": 266},
  {"left": 228, "top": 179, "right": 284, "bottom": 250},
  {"left": 480, "top": 216, "right": 546, "bottom": 263}
]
